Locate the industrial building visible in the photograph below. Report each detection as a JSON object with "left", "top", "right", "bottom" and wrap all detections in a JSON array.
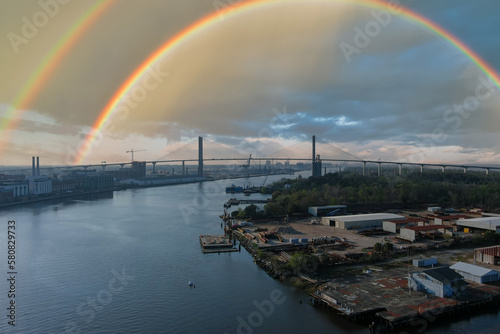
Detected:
[
  {"left": 413, "top": 257, "right": 438, "bottom": 268},
  {"left": 450, "top": 262, "right": 500, "bottom": 284},
  {"left": 308, "top": 205, "right": 347, "bottom": 217},
  {"left": 409, "top": 267, "right": 466, "bottom": 298},
  {"left": 474, "top": 245, "right": 500, "bottom": 265},
  {"left": 321, "top": 213, "right": 405, "bottom": 230},
  {"left": 399, "top": 225, "right": 453, "bottom": 242},
  {"left": 26, "top": 157, "right": 52, "bottom": 196},
  {"left": 0, "top": 182, "right": 29, "bottom": 198},
  {"left": 383, "top": 218, "right": 428, "bottom": 234},
  {"left": 27, "top": 175, "right": 52, "bottom": 195},
  {"left": 432, "top": 215, "right": 468, "bottom": 226},
  {"left": 457, "top": 217, "right": 500, "bottom": 233}
]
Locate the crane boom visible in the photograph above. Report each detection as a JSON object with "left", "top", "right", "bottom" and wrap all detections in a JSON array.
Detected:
[{"left": 126, "top": 148, "right": 146, "bottom": 161}]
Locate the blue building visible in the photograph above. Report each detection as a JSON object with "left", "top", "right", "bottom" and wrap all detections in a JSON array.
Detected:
[{"left": 409, "top": 267, "right": 467, "bottom": 297}]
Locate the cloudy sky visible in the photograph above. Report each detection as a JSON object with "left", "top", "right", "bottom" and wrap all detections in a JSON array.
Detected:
[{"left": 1, "top": 0, "right": 500, "bottom": 166}]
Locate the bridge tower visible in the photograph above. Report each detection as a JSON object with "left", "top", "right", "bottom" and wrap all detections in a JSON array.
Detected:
[
  {"left": 311, "top": 136, "right": 322, "bottom": 177},
  {"left": 198, "top": 136, "right": 203, "bottom": 176}
]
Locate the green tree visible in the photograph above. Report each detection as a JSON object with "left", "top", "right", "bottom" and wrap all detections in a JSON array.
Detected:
[
  {"left": 382, "top": 242, "right": 394, "bottom": 254},
  {"left": 289, "top": 252, "right": 318, "bottom": 274}
]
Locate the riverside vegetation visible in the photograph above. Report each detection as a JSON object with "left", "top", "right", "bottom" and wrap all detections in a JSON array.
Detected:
[{"left": 231, "top": 171, "right": 500, "bottom": 219}]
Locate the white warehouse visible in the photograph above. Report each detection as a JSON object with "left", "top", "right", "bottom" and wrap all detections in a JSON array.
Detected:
[
  {"left": 321, "top": 213, "right": 405, "bottom": 230},
  {"left": 457, "top": 217, "right": 500, "bottom": 233},
  {"left": 450, "top": 262, "right": 500, "bottom": 284}
]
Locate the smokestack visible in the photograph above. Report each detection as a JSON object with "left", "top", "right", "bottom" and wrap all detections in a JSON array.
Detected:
[
  {"left": 32, "top": 156, "right": 35, "bottom": 176},
  {"left": 36, "top": 156, "right": 40, "bottom": 176},
  {"left": 198, "top": 136, "right": 203, "bottom": 176}
]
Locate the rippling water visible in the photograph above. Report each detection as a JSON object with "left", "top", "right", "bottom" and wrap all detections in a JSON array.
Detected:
[{"left": 0, "top": 175, "right": 498, "bottom": 333}]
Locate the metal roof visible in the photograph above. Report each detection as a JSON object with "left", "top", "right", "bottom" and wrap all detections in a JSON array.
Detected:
[
  {"left": 387, "top": 218, "right": 430, "bottom": 224},
  {"left": 457, "top": 217, "right": 500, "bottom": 230},
  {"left": 433, "top": 215, "right": 469, "bottom": 220},
  {"left": 450, "top": 262, "right": 500, "bottom": 277},
  {"left": 403, "top": 225, "right": 453, "bottom": 232},
  {"left": 424, "top": 267, "right": 464, "bottom": 283},
  {"left": 309, "top": 205, "right": 347, "bottom": 209},
  {"left": 329, "top": 213, "right": 404, "bottom": 223}
]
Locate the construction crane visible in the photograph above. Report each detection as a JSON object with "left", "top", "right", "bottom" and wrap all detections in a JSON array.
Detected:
[{"left": 126, "top": 148, "right": 146, "bottom": 162}]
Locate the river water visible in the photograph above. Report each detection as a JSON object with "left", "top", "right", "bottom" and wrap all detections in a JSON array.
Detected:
[{"left": 0, "top": 174, "right": 498, "bottom": 333}]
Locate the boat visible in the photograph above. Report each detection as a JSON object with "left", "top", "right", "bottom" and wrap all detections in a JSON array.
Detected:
[
  {"left": 188, "top": 281, "right": 194, "bottom": 286},
  {"left": 225, "top": 184, "right": 244, "bottom": 193}
]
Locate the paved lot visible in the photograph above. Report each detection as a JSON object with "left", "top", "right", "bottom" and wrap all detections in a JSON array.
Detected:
[{"left": 247, "top": 219, "right": 430, "bottom": 254}]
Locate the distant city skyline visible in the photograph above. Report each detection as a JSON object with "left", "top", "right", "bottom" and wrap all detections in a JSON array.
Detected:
[{"left": 1, "top": 0, "right": 500, "bottom": 166}]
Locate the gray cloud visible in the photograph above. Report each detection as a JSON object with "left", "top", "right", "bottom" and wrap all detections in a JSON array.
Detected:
[{"left": 0, "top": 0, "right": 499, "bottom": 165}]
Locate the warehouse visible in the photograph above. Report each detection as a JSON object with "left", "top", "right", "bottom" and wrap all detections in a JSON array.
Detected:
[
  {"left": 409, "top": 267, "right": 466, "bottom": 297},
  {"left": 450, "top": 262, "right": 500, "bottom": 284},
  {"left": 321, "top": 213, "right": 404, "bottom": 230},
  {"left": 457, "top": 217, "right": 500, "bottom": 233},
  {"left": 413, "top": 257, "right": 438, "bottom": 268},
  {"left": 474, "top": 245, "right": 500, "bottom": 265},
  {"left": 308, "top": 205, "right": 347, "bottom": 217},
  {"left": 383, "top": 218, "right": 429, "bottom": 234},
  {"left": 432, "top": 215, "right": 468, "bottom": 226},
  {"left": 399, "top": 225, "right": 453, "bottom": 242}
]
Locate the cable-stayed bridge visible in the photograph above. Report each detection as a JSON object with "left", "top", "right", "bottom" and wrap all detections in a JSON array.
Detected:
[
  {"left": 64, "top": 136, "right": 500, "bottom": 176},
  {"left": 7, "top": 136, "right": 499, "bottom": 177}
]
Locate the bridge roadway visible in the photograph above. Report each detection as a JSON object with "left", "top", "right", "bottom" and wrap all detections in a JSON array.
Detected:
[{"left": 67, "top": 157, "right": 499, "bottom": 176}]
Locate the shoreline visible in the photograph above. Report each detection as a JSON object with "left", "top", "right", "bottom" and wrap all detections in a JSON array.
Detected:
[
  {"left": 230, "top": 221, "right": 500, "bottom": 332},
  {"left": 0, "top": 171, "right": 296, "bottom": 210},
  {"left": 0, "top": 176, "right": 207, "bottom": 209}
]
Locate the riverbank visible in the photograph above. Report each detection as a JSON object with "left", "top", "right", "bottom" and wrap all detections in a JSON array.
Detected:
[
  {"left": 229, "top": 217, "right": 500, "bottom": 332},
  {"left": 0, "top": 175, "right": 207, "bottom": 209}
]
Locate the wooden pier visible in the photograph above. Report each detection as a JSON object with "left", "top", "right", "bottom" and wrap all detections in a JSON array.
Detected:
[{"left": 199, "top": 235, "right": 238, "bottom": 253}]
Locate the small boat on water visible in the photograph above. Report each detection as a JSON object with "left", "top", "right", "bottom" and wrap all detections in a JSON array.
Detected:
[{"left": 188, "top": 281, "right": 194, "bottom": 286}]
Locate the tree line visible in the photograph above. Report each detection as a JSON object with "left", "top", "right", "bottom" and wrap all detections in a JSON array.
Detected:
[{"left": 236, "top": 171, "right": 500, "bottom": 217}]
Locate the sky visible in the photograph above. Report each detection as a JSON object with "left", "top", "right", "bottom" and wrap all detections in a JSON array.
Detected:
[{"left": 1, "top": 0, "right": 500, "bottom": 167}]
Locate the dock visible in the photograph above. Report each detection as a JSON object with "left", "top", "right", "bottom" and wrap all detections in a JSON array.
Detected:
[
  {"left": 223, "top": 198, "right": 271, "bottom": 208},
  {"left": 199, "top": 235, "right": 238, "bottom": 253},
  {"left": 311, "top": 267, "right": 500, "bottom": 331}
]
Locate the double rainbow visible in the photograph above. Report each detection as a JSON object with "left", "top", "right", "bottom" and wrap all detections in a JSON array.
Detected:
[{"left": 13, "top": 0, "right": 499, "bottom": 165}]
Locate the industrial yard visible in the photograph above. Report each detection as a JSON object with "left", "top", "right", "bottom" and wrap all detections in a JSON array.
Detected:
[
  {"left": 227, "top": 206, "right": 500, "bottom": 332},
  {"left": 237, "top": 218, "right": 432, "bottom": 255}
]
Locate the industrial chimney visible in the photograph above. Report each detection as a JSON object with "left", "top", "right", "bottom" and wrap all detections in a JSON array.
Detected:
[
  {"left": 32, "top": 156, "right": 35, "bottom": 176},
  {"left": 36, "top": 156, "right": 40, "bottom": 176}
]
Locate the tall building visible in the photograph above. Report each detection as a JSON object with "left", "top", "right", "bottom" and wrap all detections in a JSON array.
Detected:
[{"left": 132, "top": 161, "right": 147, "bottom": 178}]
